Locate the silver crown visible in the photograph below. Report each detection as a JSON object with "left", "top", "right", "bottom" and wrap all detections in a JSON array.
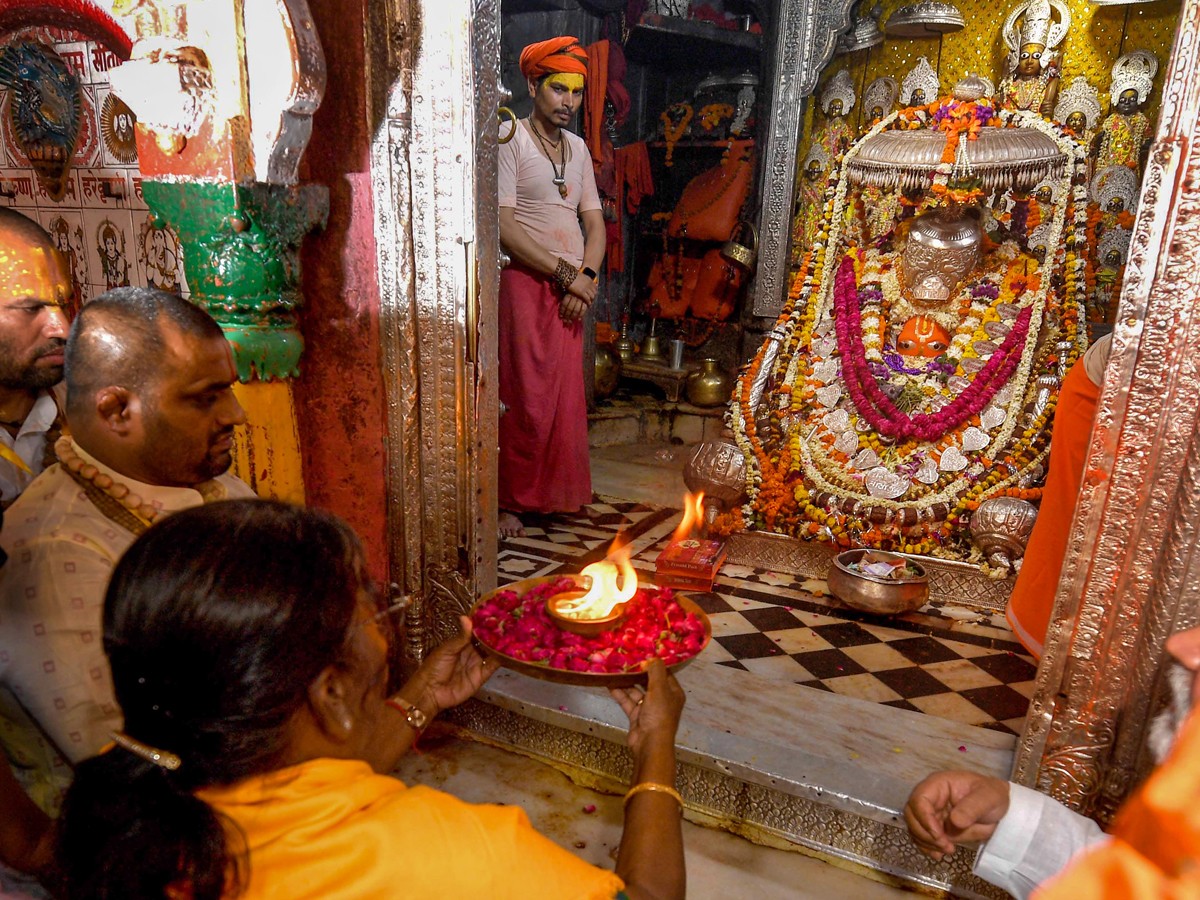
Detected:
[
  {"left": 1028, "top": 222, "right": 1054, "bottom": 255},
  {"left": 863, "top": 76, "right": 899, "bottom": 117},
  {"left": 803, "top": 143, "right": 831, "bottom": 171},
  {"left": 1003, "top": 0, "right": 1070, "bottom": 52},
  {"left": 1098, "top": 226, "right": 1132, "bottom": 266},
  {"left": 1110, "top": 50, "right": 1158, "bottom": 105},
  {"left": 821, "top": 69, "right": 857, "bottom": 115},
  {"left": 1091, "top": 165, "right": 1139, "bottom": 212},
  {"left": 901, "top": 57, "right": 940, "bottom": 106},
  {"left": 886, "top": 1, "right": 965, "bottom": 37},
  {"left": 1053, "top": 76, "right": 1103, "bottom": 129}
]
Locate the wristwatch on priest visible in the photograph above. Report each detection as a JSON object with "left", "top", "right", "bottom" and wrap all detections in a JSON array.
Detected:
[{"left": 386, "top": 695, "right": 429, "bottom": 734}]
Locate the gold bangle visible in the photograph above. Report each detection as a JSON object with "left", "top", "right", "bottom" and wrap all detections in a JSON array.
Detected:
[{"left": 623, "top": 781, "right": 683, "bottom": 811}]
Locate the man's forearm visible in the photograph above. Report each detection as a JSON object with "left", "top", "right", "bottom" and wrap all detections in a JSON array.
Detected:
[{"left": 499, "top": 211, "right": 559, "bottom": 274}]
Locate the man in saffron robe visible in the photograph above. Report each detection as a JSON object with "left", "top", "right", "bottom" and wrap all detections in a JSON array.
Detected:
[
  {"left": 1006, "top": 333, "right": 1112, "bottom": 658},
  {"left": 498, "top": 36, "right": 605, "bottom": 538},
  {"left": 905, "top": 623, "right": 1200, "bottom": 899}
]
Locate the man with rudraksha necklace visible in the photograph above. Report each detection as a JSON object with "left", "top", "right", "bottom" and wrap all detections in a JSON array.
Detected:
[{"left": 497, "top": 37, "right": 605, "bottom": 538}]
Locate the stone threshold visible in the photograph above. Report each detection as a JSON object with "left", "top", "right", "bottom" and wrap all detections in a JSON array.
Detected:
[{"left": 448, "top": 662, "right": 1011, "bottom": 898}]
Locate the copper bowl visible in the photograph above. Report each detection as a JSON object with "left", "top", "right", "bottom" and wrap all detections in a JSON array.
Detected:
[
  {"left": 827, "top": 549, "right": 929, "bottom": 615},
  {"left": 472, "top": 575, "right": 712, "bottom": 688}
]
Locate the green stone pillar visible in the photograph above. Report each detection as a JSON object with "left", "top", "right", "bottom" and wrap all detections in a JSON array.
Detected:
[{"left": 141, "top": 181, "right": 329, "bottom": 381}]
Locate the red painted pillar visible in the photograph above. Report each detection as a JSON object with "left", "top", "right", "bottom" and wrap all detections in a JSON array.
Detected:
[{"left": 295, "top": 0, "right": 389, "bottom": 579}]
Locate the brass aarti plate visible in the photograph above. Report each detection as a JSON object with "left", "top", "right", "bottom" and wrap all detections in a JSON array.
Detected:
[{"left": 471, "top": 576, "right": 712, "bottom": 688}]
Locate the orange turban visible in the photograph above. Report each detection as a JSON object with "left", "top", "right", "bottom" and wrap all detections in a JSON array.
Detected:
[{"left": 519, "top": 37, "right": 588, "bottom": 80}]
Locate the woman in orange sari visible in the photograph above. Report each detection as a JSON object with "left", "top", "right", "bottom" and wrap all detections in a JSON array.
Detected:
[{"left": 54, "top": 501, "right": 686, "bottom": 900}]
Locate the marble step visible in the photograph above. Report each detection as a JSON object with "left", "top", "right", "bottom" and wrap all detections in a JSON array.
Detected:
[{"left": 448, "top": 661, "right": 1011, "bottom": 898}]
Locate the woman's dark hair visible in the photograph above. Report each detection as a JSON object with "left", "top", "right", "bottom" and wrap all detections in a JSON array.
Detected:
[{"left": 56, "top": 499, "right": 366, "bottom": 900}]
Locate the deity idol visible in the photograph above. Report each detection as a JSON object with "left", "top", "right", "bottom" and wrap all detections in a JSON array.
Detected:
[
  {"left": 998, "top": 0, "right": 1069, "bottom": 118},
  {"left": 792, "top": 144, "right": 831, "bottom": 263},
  {"left": 815, "top": 69, "right": 857, "bottom": 160},
  {"left": 901, "top": 57, "right": 939, "bottom": 108},
  {"left": 730, "top": 84, "right": 1088, "bottom": 563},
  {"left": 1053, "top": 76, "right": 1102, "bottom": 146},
  {"left": 1095, "top": 50, "right": 1157, "bottom": 172},
  {"left": 1093, "top": 226, "right": 1131, "bottom": 322},
  {"left": 1091, "top": 165, "right": 1138, "bottom": 219},
  {"left": 862, "top": 76, "right": 899, "bottom": 127}
]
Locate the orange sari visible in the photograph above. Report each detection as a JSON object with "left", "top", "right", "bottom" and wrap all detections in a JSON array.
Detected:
[{"left": 200, "top": 758, "right": 624, "bottom": 900}]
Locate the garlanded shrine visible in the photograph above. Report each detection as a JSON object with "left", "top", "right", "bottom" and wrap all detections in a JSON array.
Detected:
[{"left": 726, "top": 80, "right": 1088, "bottom": 568}]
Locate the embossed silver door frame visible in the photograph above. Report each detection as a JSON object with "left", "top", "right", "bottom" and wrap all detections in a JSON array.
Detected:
[
  {"left": 368, "top": 0, "right": 501, "bottom": 662},
  {"left": 752, "top": 0, "right": 856, "bottom": 317},
  {"left": 1013, "top": 0, "right": 1200, "bottom": 823}
]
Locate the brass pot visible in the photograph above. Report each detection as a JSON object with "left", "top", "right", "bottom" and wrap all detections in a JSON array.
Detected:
[
  {"left": 640, "top": 334, "right": 665, "bottom": 361},
  {"left": 827, "top": 549, "right": 929, "bottom": 615},
  {"left": 594, "top": 345, "right": 621, "bottom": 398},
  {"left": 686, "top": 358, "right": 733, "bottom": 407},
  {"left": 613, "top": 323, "right": 636, "bottom": 362}
]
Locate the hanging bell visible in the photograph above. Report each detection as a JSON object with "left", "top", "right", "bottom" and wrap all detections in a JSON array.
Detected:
[{"left": 720, "top": 221, "right": 759, "bottom": 271}]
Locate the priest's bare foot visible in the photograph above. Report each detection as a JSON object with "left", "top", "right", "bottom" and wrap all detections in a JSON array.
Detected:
[{"left": 499, "top": 511, "right": 525, "bottom": 539}]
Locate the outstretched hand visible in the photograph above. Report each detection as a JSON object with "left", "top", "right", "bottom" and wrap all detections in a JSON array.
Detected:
[
  {"left": 406, "top": 616, "right": 500, "bottom": 717},
  {"left": 904, "top": 770, "right": 1011, "bottom": 861}
]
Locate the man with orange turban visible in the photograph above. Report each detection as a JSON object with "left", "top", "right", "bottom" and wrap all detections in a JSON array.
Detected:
[{"left": 497, "top": 37, "right": 605, "bottom": 539}]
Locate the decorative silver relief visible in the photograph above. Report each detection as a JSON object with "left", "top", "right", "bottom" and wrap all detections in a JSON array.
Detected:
[
  {"left": 1013, "top": 0, "right": 1200, "bottom": 823},
  {"left": 753, "top": 0, "right": 858, "bottom": 317},
  {"left": 370, "top": 0, "right": 499, "bottom": 666}
]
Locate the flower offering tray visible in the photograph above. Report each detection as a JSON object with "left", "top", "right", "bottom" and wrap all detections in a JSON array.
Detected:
[{"left": 471, "top": 576, "right": 712, "bottom": 688}]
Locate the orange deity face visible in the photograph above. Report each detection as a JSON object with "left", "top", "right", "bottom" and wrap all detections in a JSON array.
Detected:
[{"left": 896, "top": 315, "right": 950, "bottom": 357}]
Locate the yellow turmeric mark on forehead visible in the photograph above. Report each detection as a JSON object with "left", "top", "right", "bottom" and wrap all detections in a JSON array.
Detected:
[{"left": 546, "top": 73, "right": 585, "bottom": 92}]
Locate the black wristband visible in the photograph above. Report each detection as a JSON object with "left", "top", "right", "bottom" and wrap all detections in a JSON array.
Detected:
[{"left": 582, "top": 266, "right": 598, "bottom": 282}]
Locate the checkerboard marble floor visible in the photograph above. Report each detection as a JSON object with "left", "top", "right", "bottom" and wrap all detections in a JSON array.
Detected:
[{"left": 500, "top": 497, "right": 1038, "bottom": 735}]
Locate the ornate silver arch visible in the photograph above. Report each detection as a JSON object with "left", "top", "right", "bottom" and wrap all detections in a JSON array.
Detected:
[{"left": 752, "top": 0, "right": 858, "bottom": 317}]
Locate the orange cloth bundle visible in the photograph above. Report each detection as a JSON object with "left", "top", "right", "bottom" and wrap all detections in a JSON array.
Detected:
[
  {"left": 607, "top": 142, "right": 654, "bottom": 275},
  {"left": 585, "top": 40, "right": 610, "bottom": 165}
]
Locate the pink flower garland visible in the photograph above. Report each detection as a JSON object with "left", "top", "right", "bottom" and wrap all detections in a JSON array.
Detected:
[{"left": 833, "top": 254, "right": 1032, "bottom": 443}]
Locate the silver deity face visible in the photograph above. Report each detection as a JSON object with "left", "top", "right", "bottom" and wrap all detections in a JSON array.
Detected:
[{"left": 901, "top": 213, "right": 982, "bottom": 304}]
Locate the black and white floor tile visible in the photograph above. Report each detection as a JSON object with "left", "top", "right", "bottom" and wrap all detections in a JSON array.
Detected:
[{"left": 500, "top": 497, "right": 1037, "bottom": 735}]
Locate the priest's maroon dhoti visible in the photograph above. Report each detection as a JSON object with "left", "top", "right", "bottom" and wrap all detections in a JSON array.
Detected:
[{"left": 498, "top": 264, "right": 592, "bottom": 514}]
